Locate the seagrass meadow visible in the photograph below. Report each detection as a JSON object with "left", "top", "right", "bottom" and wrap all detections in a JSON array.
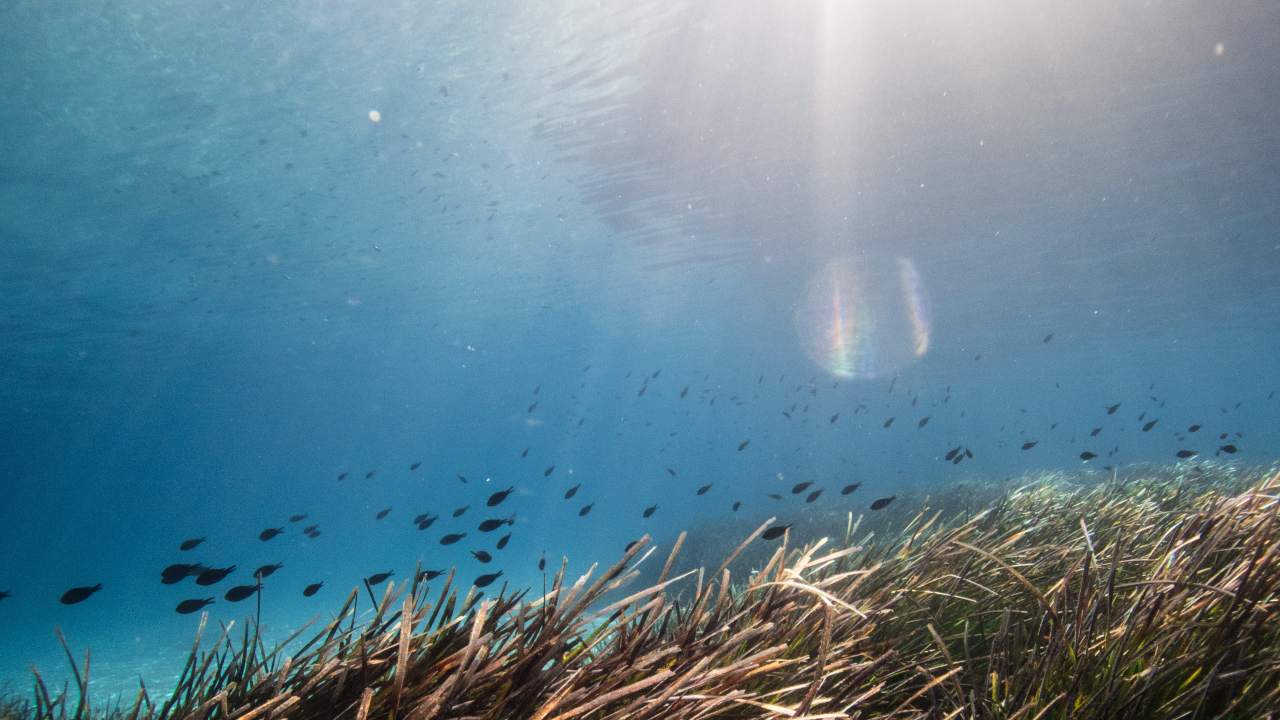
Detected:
[{"left": 5, "top": 462, "right": 1278, "bottom": 720}]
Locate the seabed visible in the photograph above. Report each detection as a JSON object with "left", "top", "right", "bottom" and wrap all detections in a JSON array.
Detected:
[{"left": 4, "top": 462, "right": 1279, "bottom": 719}]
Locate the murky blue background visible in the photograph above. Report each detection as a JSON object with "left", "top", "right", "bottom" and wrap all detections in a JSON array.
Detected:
[{"left": 2, "top": 0, "right": 1278, "bottom": 701}]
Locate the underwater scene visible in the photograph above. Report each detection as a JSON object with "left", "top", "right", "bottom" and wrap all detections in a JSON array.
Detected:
[{"left": 3, "top": 1, "right": 1280, "bottom": 718}]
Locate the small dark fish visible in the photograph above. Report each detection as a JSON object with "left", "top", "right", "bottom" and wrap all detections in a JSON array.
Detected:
[
  {"left": 696, "top": 483, "right": 712, "bottom": 496},
  {"left": 416, "top": 514, "right": 438, "bottom": 530},
  {"left": 805, "top": 489, "right": 823, "bottom": 503},
  {"left": 666, "top": 467, "right": 677, "bottom": 477},
  {"left": 1090, "top": 427, "right": 1102, "bottom": 437},
  {"left": 289, "top": 514, "right": 307, "bottom": 523},
  {"left": 945, "top": 446, "right": 962, "bottom": 460},
  {"left": 1021, "top": 441, "right": 1038, "bottom": 451},
  {"left": 1219, "top": 444, "right": 1238, "bottom": 454},
  {"left": 538, "top": 554, "right": 546, "bottom": 571},
  {"left": 883, "top": 417, "right": 895, "bottom": 428},
  {"left": 196, "top": 566, "right": 235, "bottom": 586},
  {"left": 768, "top": 493, "right": 783, "bottom": 500},
  {"left": 1142, "top": 419, "right": 1158, "bottom": 432},
  {"left": 303, "top": 524, "right": 319, "bottom": 534},
  {"left": 337, "top": 472, "right": 349, "bottom": 481},
  {"left": 564, "top": 484, "right": 580, "bottom": 499},
  {"left": 1106, "top": 403, "right": 1121, "bottom": 415},
  {"left": 680, "top": 386, "right": 689, "bottom": 398},
  {"left": 0, "top": 590, "right": 11, "bottom": 601},
  {"left": 829, "top": 413, "right": 840, "bottom": 424},
  {"left": 366, "top": 571, "right": 395, "bottom": 585},
  {"left": 375, "top": 507, "right": 392, "bottom": 520},
  {"left": 224, "top": 584, "right": 259, "bottom": 602},
  {"left": 732, "top": 501, "right": 742, "bottom": 511},
  {"left": 365, "top": 470, "right": 376, "bottom": 479},
  {"left": 474, "top": 571, "right": 503, "bottom": 588},
  {"left": 254, "top": 563, "right": 283, "bottom": 579},
  {"left": 578, "top": 503, "right": 594, "bottom": 517},
  {"left": 478, "top": 514, "right": 515, "bottom": 532},
  {"left": 917, "top": 416, "right": 930, "bottom": 429},
  {"left": 1080, "top": 451, "right": 1098, "bottom": 461},
  {"left": 761, "top": 525, "right": 791, "bottom": 541},
  {"left": 440, "top": 533, "right": 466, "bottom": 545},
  {"left": 841, "top": 483, "right": 861, "bottom": 495},
  {"left": 161, "top": 563, "right": 203, "bottom": 584},
  {"left": 1176, "top": 450, "right": 1198, "bottom": 459},
  {"left": 303, "top": 582, "right": 324, "bottom": 597},
  {"left": 1188, "top": 424, "right": 1201, "bottom": 432},
  {"left": 965, "top": 448, "right": 973, "bottom": 459},
  {"left": 737, "top": 439, "right": 750, "bottom": 451},
  {"left": 521, "top": 448, "right": 529, "bottom": 458},
  {"left": 1042, "top": 333, "right": 1053, "bottom": 343},
  {"left": 176, "top": 598, "right": 214, "bottom": 614},
  {"left": 642, "top": 505, "right": 658, "bottom": 518},
  {"left": 527, "top": 401, "right": 538, "bottom": 413},
  {"left": 259, "top": 527, "right": 283, "bottom": 541},
  {"left": 487, "top": 487, "right": 514, "bottom": 506},
  {"left": 417, "top": 570, "right": 444, "bottom": 582},
  {"left": 410, "top": 461, "right": 422, "bottom": 471},
  {"left": 869, "top": 496, "right": 896, "bottom": 511},
  {"left": 544, "top": 465, "right": 556, "bottom": 477},
  {"left": 791, "top": 481, "right": 812, "bottom": 494},
  {"left": 496, "top": 532, "right": 511, "bottom": 550},
  {"left": 452, "top": 505, "right": 470, "bottom": 518},
  {"left": 59, "top": 584, "right": 103, "bottom": 605},
  {"left": 305, "top": 529, "right": 322, "bottom": 538},
  {"left": 179, "top": 537, "right": 206, "bottom": 551},
  {"left": 459, "top": 474, "right": 469, "bottom": 483},
  {"left": 471, "top": 550, "right": 493, "bottom": 563}
]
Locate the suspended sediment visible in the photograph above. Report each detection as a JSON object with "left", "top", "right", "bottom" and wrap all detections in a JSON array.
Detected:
[{"left": 7, "top": 464, "right": 1280, "bottom": 719}]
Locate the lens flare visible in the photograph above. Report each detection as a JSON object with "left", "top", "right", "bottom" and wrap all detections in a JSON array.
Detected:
[{"left": 795, "top": 257, "right": 932, "bottom": 379}]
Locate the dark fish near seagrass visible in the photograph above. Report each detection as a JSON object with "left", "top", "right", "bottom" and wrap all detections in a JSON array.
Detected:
[
  {"left": 538, "top": 554, "right": 546, "bottom": 571},
  {"left": 762, "top": 525, "right": 791, "bottom": 541},
  {"left": 1080, "top": 451, "right": 1097, "bottom": 461},
  {"left": 474, "top": 571, "right": 503, "bottom": 588},
  {"left": 1176, "top": 450, "right": 1198, "bottom": 459},
  {"left": 417, "top": 570, "right": 444, "bottom": 582},
  {"left": 579, "top": 503, "right": 594, "bottom": 517},
  {"left": 737, "top": 439, "right": 750, "bottom": 451},
  {"left": 696, "top": 483, "right": 712, "bottom": 496},
  {"left": 870, "top": 496, "right": 896, "bottom": 510},
  {"left": 259, "top": 527, "right": 283, "bottom": 541},
  {"left": 806, "top": 489, "right": 823, "bottom": 503},
  {"left": 472, "top": 550, "right": 493, "bottom": 563},
  {"left": 478, "top": 514, "right": 515, "bottom": 532},
  {"left": 60, "top": 584, "right": 102, "bottom": 605},
  {"left": 841, "top": 483, "right": 861, "bottom": 495},
  {"left": 452, "top": 505, "right": 469, "bottom": 518},
  {"left": 544, "top": 465, "right": 556, "bottom": 477},
  {"left": 375, "top": 507, "right": 392, "bottom": 520},
  {"left": 179, "top": 537, "right": 206, "bottom": 551},
  {"left": 176, "top": 598, "right": 213, "bottom": 614},
  {"left": 487, "top": 487, "right": 514, "bottom": 506},
  {"left": 303, "top": 582, "right": 323, "bottom": 597},
  {"left": 224, "top": 584, "right": 259, "bottom": 602},
  {"left": 254, "top": 563, "right": 283, "bottom": 580},
  {"left": 564, "top": 484, "right": 580, "bottom": 499},
  {"left": 161, "top": 563, "right": 204, "bottom": 584},
  {"left": 496, "top": 532, "right": 511, "bottom": 550},
  {"left": 289, "top": 514, "right": 307, "bottom": 523},
  {"left": 1219, "top": 444, "right": 1238, "bottom": 454},
  {"left": 441, "top": 533, "right": 466, "bottom": 545},
  {"left": 196, "top": 566, "right": 235, "bottom": 586},
  {"left": 791, "top": 481, "right": 812, "bottom": 494},
  {"left": 366, "top": 571, "right": 394, "bottom": 585},
  {"left": 643, "top": 504, "right": 658, "bottom": 518}
]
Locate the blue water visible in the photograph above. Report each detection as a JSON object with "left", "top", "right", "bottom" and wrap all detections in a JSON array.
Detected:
[{"left": 2, "top": 0, "right": 1279, "bottom": 703}]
